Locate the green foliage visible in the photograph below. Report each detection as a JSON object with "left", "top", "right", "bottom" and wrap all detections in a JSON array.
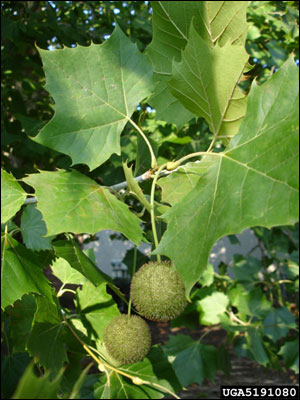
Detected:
[{"left": 1, "top": 1, "right": 299, "bottom": 398}]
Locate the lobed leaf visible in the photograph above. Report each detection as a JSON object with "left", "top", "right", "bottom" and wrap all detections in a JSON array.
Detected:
[
  {"left": 154, "top": 57, "right": 299, "bottom": 298},
  {"left": 23, "top": 169, "right": 143, "bottom": 244},
  {"left": 26, "top": 295, "right": 68, "bottom": 376},
  {"left": 1, "top": 233, "right": 52, "bottom": 310},
  {"left": 168, "top": 23, "right": 249, "bottom": 141},
  {"left": 1, "top": 169, "right": 27, "bottom": 224},
  {"left": 20, "top": 204, "right": 53, "bottom": 251},
  {"left": 32, "top": 25, "right": 154, "bottom": 170}
]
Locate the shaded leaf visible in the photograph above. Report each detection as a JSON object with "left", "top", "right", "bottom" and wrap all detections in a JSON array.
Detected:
[
  {"left": 75, "top": 282, "right": 120, "bottom": 341},
  {"left": 53, "top": 239, "right": 127, "bottom": 305},
  {"left": 5, "top": 294, "right": 37, "bottom": 353},
  {"left": 163, "top": 334, "right": 218, "bottom": 386},
  {"left": 263, "top": 307, "right": 296, "bottom": 342},
  {"left": 21, "top": 203, "right": 53, "bottom": 250},
  {"left": 154, "top": 57, "right": 299, "bottom": 298},
  {"left": 12, "top": 362, "right": 63, "bottom": 399},
  {"left": 26, "top": 295, "right": 68, "bottom": 376},
  {"left": 169, "top": 23, "right": 249, "bottom": 141},
  {"left": 279, "top": 339, "right": 299, "bottom": 373},
  {"left": 33, "top": 25, "right": 154, "bottom": 170},
  {"left": 228, "top": 285, "right": 271, "bottom": 319},
  {"left": 1, "top": 352, "right": 31, "bottom": 399},
  {"left": 147, "top": 1, "right": 248, "bottom": 128},
  {"left": 246, "top": 327, "right": 269, "bottom": 366},
  {"left": 1, "top": 233, "right": 52, "bottom": 310},
  {"left": 23, "top": 169, "right": 143, "bottom": 244},
  {"left": 1, "top": 169, "right": 27, "bottom": 224},
  {"left": 95, "top": 346, "right": 181, "bottom": 399}
]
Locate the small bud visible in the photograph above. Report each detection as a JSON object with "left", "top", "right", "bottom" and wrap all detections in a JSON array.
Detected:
[{"left": 131, "top": 376, "right": 145, "bottom": 385}]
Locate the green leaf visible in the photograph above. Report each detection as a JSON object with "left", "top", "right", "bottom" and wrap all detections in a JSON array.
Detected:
[
  {"left": 147, "top": 1, "right": 248, "bottom": 128},
  {"left": 279, "top": 339, "right": 299, "bottom": 373},
  {"left": 168, "top": 23, "right": 249, "bottom": 141},
  {"left": 53, "top": 239, "right": 127, "bottom": 305},
  {"left": 263, "top": 308, "right": 296, "bottom": 342},
  {"left": 198, "top": 263, "right": 214, "bottom": 287},
  {"left": 51, "top": 257, "right": 89, "bottom": 285},
  {"left": 198, "top": 292, "right": 229, "bottom": 325},
  {"left": 12, "top": 362, "right": 63, "bottom": 399},
  {"left": 32, "top": 25, "right": 154, "bottom": 170},
  {"left": 158, "top": 160, "right": 213, "bottom": 206},
  {"left": 154, "top": 57, "right": 299, "bottom": 298},
  {"left": 5, "top": 294, "right": 36, "bottom": 353},
  {"left": 229, "top": 256, "right": 262, "bottom": 285},
  {"left": 1, "top": 169, "right": 27, "bottom": 224},
  {"left": 53, "top": 239, "right": 111, "bottom": 286},
  {"left": 246, "top": 327, "right": 269, "bottom": 366},
  {"left": 148, "top": 77, "right": 195, "bottom": 129},
  {"left": 20, "top": 204, "right": 53, "bottom": 250},
  {"left": 23, "top": 169, "right": 143, "bottom": 244},
  {"left": 228, "top": 285, "right": 271, "bottom": 319},
  {"left": 95, "top": 345, "right": 181, "bottom": 399},
  {"left": 146, "top": 1, "right": 201, "bottom": 128},
  {"left": 123, "top": 161, "right": 152, "bottom": 213},
  {"left": 68, "top": 363, "right": 93, "bottom": 400},
  {"left": 163, "top": 334, "right": 218, "bottom": 386},
  {"left": 26, "top": 294, "right": 68, "bottom": 376},
  {"left": 1, "top": 352, "right": 31, "bottom": 399},
  {"left": 75, "top": 282, "right": 120, "bottom": 341},
  {"left": 1, "top": 233, "right": 52, "bottom": 310}
]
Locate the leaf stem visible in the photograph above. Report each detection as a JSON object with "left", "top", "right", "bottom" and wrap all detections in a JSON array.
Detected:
[
  {"left": 150, "top": 164, "right": 166, "bottom": 262},
  {"left": 128, "top": 244, "right": 137, "bottom": 317},
  {"left": 166, "top": 151, "right": 220, "bottom": 171},
  {"left": 128, "top": 118, "right": 157, "bottom": 169},
  {"left": 64, "top": 316, "right": 180, "bottom": 399}
]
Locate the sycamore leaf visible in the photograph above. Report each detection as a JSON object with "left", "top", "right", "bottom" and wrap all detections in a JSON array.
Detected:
[
  {"left": 198, "top": 292, "right": 229, "bottom": 325},
  {"left": 1, "top": 233, "right": 52, "bottom": 310},
  {"left": 1, "top": 169, "right": 27, "bottom": 224},
  {"left": 53, "top": 239, "right": 127, "bottom": 305},
  {"left": 163, "top": 335, "right": 218, "bottom": 386},
  {"left": 12, "top": 362, "right": 63, "bottom": 399},
  {"left": 5, "top": 294, "right": 37, "bottom": 353},
  {"left": 26, "top": 295, "right": 68, "bottom": 376},
  {"left": 168, "top": 23, "right": 249, "bottom": 141},
  {"left": 94, "top": 346, "right": 181, "bottom": 399},
  {"left": 32, "top": 25, "right": 154, "bottom": 171},
  {"left": 50, "top": 257, "right": 89, "bottom": 285},
  {"left": 75, "top": 282, "right": 119, "bottom": 341},
  {"left": 1, "top": 353, "right": 32, "bottom": 400},
  {"left": 154, "top": 57, "right": 299, "bottom": 298},
  {"left": 279, "top": 339, "right": 299, "bottom": 374},
  {"left": 23, "top": 169, "right": 143, "bottom": 244},
  {"left": 147, "top": 1, "right": 248, "bottom": 129},
  {"left": 20, "top": 204, "right": 53, "bottom": 251}
]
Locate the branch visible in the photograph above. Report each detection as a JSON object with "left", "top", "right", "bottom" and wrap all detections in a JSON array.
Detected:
[{"left": 23, "top": 160, "right": 203, "bottom": 205}]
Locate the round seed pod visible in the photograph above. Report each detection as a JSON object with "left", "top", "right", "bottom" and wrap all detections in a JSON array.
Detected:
[
  {"left": 130, "top": 261, "right": 187, "bottom": 321},
  {"left": 103, "top": 314, "right": 151, "bottom": 365}
]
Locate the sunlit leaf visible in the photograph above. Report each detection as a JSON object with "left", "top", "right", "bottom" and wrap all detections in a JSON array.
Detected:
[
  {"left": 23, "top": 169, "right": 143, "bottom": 244},
  {"left": 1, "top": 169, "right": 27, "bottom": 224},
  {"left": 32, "top": 25, "right": 154, "bottom": 170},
  {"left": 154, "top": 57, "right": 299, "bottom": 298}
]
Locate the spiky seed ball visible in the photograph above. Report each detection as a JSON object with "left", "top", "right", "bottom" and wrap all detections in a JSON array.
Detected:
[
  {"left": 103, "top": 314, "right": 151, "bottom": 365},
  {"left": 130, "top": 261, "right": 187, "bottom": 321}
]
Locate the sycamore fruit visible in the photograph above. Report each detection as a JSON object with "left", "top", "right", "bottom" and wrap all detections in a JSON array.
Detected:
[
  {"left": 103, "top": 314, "right": 151, "bottom": 365},
  {"left": 130, "top": 261, "right": 187, "bottom": 321}
]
